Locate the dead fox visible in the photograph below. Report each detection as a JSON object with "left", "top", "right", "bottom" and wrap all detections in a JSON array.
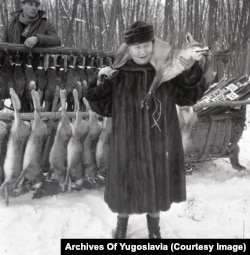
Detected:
[{"left": 140, "top": 33, "right": 210, "bottom": 108}]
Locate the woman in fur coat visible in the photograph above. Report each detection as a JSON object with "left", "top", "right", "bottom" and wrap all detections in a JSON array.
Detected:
[{"left": 86, "top": 21, "right": 211, "bottom": 239}]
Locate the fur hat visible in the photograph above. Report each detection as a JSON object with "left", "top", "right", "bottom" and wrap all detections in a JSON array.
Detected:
[
  {"left": 123, "top": 21, "right": 154, "bottom": 45},
  {"left": 21, "top": 0, "right": 41, "bottom": 4}
]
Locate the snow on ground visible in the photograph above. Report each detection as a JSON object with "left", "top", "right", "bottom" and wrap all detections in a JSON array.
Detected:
[{"left": 0, "top": 106, "right": 250, "bottom": 255}]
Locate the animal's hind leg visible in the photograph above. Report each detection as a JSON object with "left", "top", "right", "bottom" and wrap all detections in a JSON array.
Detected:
[
  {"left": 0, "top": 181, "right": 9, "bottom": 198},
  {"left": 229, "top": 145, "right": 246, "bottom": 171},
  {"left": 4, "top": 186, "right": 9, "bottom": 206},
  {"left": 12, "top": 176, "right": 25, "bottom": 196},
  {"left": 62, "top": 169, "right": 70, "bottom": 192}
]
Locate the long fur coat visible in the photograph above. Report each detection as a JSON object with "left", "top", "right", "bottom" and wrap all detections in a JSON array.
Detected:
[{"left": 86, "top": 59, "right": 208, "bottom": 214}]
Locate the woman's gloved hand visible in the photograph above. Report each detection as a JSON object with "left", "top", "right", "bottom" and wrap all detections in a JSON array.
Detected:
[
  {"left": 98, "top": 66, "right": 114, "bottom": 79},
  {"left": 97, "top": 66, "right": 119, "bottom": 85},
  {"left": 179, "top": 48, "right": 208, "bottom": 71}
]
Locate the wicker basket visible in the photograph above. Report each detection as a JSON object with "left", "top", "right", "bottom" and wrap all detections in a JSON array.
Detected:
[{"left": 185, "top": 106, "right": 246, "bottom": 163}]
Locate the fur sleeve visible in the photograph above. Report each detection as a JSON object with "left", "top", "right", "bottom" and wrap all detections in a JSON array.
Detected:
[
  {"left": 85, "top": 77, "right": 113, "bottom": 117},
  {"left": 173, "top": 62, "right": 208, "bottom": 106}
]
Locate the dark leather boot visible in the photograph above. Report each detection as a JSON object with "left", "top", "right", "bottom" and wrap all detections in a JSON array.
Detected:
[
  {"left": 146, "top": 214, "right": 161, "bottom": 239},
  {"left": 114, "top": 216, "right": 129, "bottom": 239}
]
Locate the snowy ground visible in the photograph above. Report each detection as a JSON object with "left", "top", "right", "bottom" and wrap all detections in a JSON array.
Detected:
[{"left": 1, "top": 106, "right": 250, "bottom": 255}]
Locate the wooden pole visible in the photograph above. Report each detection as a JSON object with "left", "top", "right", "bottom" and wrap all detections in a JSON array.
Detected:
[
  {"left": 0, "top": 42, "right": 115, "bottom": 57},
  {"left": 1, "top": 100, "right": 250, "bottom": 120},
  {"left": 0, "top": 111, "right": 89, "bottom": 121},
  {"left": 193, "top": 99, "right": 250, "bottom": 110}
]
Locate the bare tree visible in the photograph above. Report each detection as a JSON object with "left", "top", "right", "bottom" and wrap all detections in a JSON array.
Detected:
[
  {"left": 64, "top": 0, "right": 79, "bottom": 47},
  {"left": 0, "top": 0, "right": 9, "bottom": 27},
  {"left": 106, "top": 0, "right": 119, "bottom": 51},
  {"left": 0, "top": 0, "right": 249, "bottom": 75},
  {"left": 117, "top": 0, "right": 125, "bottom": 47},
  {"left": 14, "top": 0, "right": 21, "bottom": 11}
]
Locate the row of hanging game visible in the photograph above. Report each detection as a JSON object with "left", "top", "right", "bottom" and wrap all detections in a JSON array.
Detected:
[{"left": 0, "top": 43, "right": 114, "bottom": 205}]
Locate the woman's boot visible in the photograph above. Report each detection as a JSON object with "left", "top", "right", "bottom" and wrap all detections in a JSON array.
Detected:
[
  {"left": 114, "top": 215, "right": 129, "bottom": 239},
  {"left": 146, "top": 214, "right": 161, "bottom": 239}
]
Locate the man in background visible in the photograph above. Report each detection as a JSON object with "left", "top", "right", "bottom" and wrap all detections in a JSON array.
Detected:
[
  {"left": 1, "top": 0, "right": 61, "bottom": 69},
  {"left": 2, "top": 0, "right": 61, "bottom": 48}
]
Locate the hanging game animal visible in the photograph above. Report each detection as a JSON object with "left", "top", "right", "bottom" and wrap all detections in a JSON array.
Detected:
[
  {"left": 13, "top": 52, "right": 26, "bottom": 101},
  {"left": 49, "top": 89, "right": 72, "bottom": 190},
  {"left": 35, "top": 54, "right": 48, "bottom": 105},
  {"left": 13, "top": 90, "right": 48, "bottom": 192},
  {"left": 63, "top": 89, "right": 89, "bottom": 191},
  {"left": 82, "top": 98, "right": 102, "bottom": 185},
  {"left": 95, "top": 116, "right": 112, "bottom": 181},
  {"left": 22, "top": 54, "right": 37, "bottom": 112},
  {"left": 0, "top": 88, "right": 30, "bottom": 205}
]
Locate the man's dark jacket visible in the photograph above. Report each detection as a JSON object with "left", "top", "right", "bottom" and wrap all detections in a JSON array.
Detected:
[{"left": 2, "top": 10, "right": 61, "bottom": 47}]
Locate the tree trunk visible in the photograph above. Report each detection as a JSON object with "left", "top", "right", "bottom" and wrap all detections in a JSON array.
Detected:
[
  {"left": 59, "top": 0, "right": 70, "bottom": 46},
  {"left": 117, "top": 0, "right": 125, "bottom": 48},
  {"left": 208, "top": 0, "right": 218, "bottom": 47},
  {"left": 14, "top": 0, "right": 21, "bottom": 11},
  {"left": 96, "top": 0, "right": 103, "bottom": 50},
  {"left": 106, "top": 0, "right": 118, "bottom": 51},
  {"left": 2, "top": 0, "right": 8, "bottom": 26},
  {"left": 55, "top": 0, "right": 59, "bottom": 32},
  {"left": 89, "top": 0, "right": 95, "bottom": 49},
  {"left": 144, "top": 0, "right": 149, "bottom": 22},
  {"left": 163, "top": 0, "right": 169, "bottom": 41},
  {"left": 193, "top": 0, "right": 200, "bottom": 40},
  {"left": 64, "top": 0, "right": 79, "bottom": 47}
]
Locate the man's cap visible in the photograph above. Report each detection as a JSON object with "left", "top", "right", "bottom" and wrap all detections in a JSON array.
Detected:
[
  {"left": 123, "top": 21, "right": 154, "bottom": 45},
  {"left": 21, "top": 0, "right": 41, "bottom": 4}
]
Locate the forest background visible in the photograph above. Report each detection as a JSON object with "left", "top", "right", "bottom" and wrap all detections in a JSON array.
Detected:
[{"left": 0, "top": 0, "right": 250, "bottom": 79}]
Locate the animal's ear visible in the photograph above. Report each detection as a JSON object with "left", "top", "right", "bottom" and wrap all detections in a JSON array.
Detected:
[
  {"left": 185, "top": 32, "right": 194, "bottom": 43},
  {"left": 111, "top": 70, "right": 119, "bottom": 77}
]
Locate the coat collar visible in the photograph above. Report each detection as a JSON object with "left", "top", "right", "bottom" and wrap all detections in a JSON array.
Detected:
[
  {"left": 113, "top": 37, "right": 172, "bottom": 71},
  {"left": 120, "top": 59, "right": 155, "bottom": 72}
]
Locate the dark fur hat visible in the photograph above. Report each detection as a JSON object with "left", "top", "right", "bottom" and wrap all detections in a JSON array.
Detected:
[{"left": 123, "top": 21, "right": 154, "bottom": 45}]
